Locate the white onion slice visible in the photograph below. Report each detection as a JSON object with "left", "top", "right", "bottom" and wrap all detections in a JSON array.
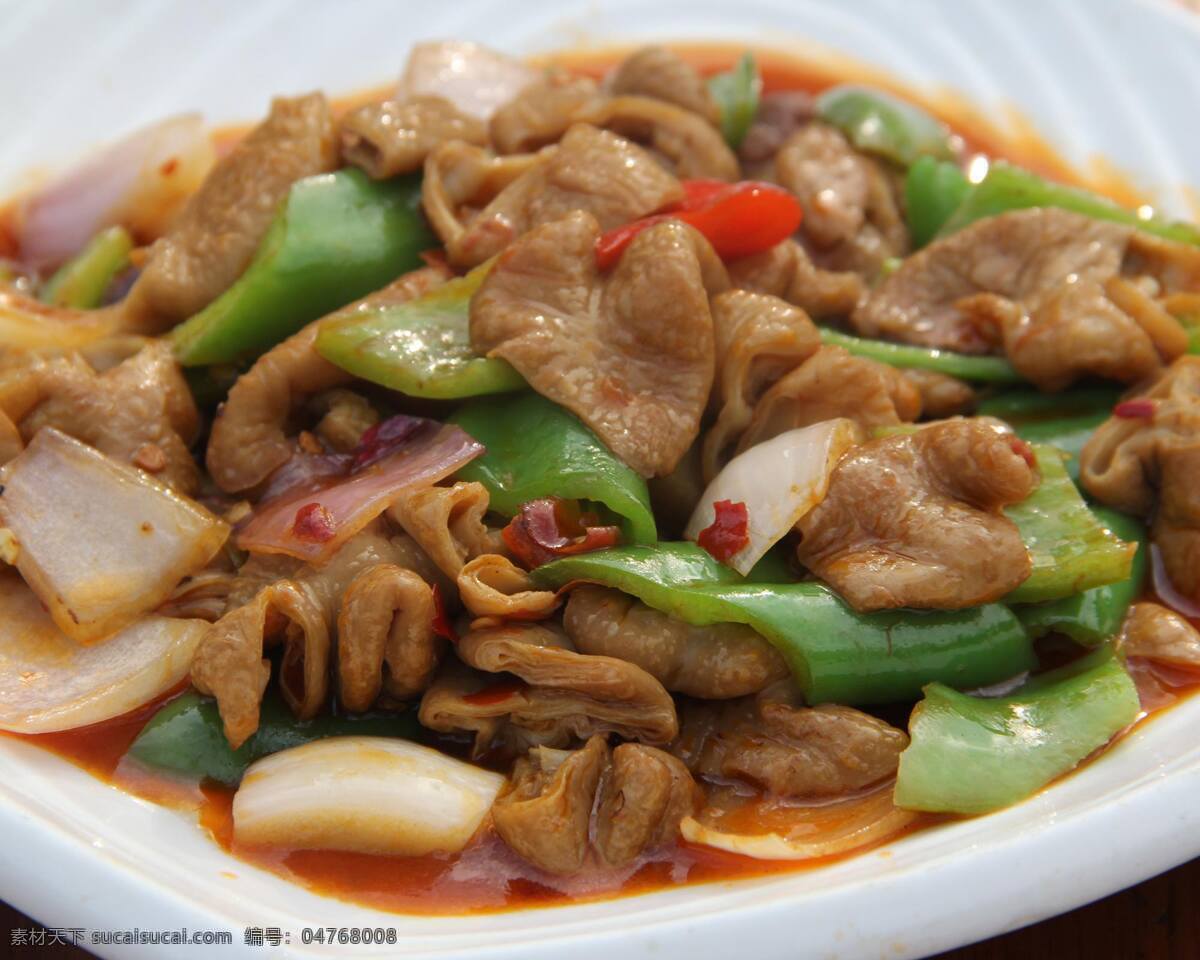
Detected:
[
  {"left": 0, "top": 574, "right": 205, "bottom": 733},
  {"left": 685, "top": 419, "right": 861, "bottom": 575},
  {"left": 233, "top": 737, "right": 505, "bottom": 856},
  {"left": 17, "top": 113, "right": 214, "bottom": 269},
  {"left": 680, "top": 789, "right": 916, "bottom": 861},
  {"left": 397, "top": 42, "right": 537, "bottom": 121},
  {"left": 0, "top": 428, "right": 229, "bottom": 644}
]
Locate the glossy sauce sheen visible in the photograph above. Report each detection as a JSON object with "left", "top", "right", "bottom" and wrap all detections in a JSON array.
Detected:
[{"left": 5, "top": 46, "right": 1199, "bottom": 916}]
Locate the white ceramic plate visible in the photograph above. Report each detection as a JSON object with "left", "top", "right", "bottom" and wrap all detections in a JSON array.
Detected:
[{"left": 2, "top": 0, "right": 1199, "bottom": 957}]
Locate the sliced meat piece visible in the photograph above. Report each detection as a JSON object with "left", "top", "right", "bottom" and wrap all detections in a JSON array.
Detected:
[
  {"left": 674, "top": 695, "right": 907, "bottom": 798},
  {"left": 493, "top": 735, "right": 699, "bottom": 875},
  {"left": 490, "top": 69, "right": 601, "bottom": 154},
  {"left": 735, "top": 345, "right": 920, "bottom": 455},
  {"left": 739, "top": 91, "right": 817, "bottom": 167},
  {"left": 728, "top": 239, "right": 865, "bottom": 320},
  {"left": 902, "top": 368, "right": 976, "bottom": 418},
  {"left": 15, "top": 340, "right": 199, "bottom": 492},
  {"left": 453, "top": 620, "right": 679, "bottom": 743},
  {"left": 773, "top": 123, "right": 908, "bottom": 278},
  {"left": 1118, "top": 602, "right": 1200, "bottom": 671},
  {"left": 563, "top": 585, "right": 789, "bottom": 699},
  {"left": 457, "top": 553, "right": 560, "bottom": 621},
  {"left": 388, "top": 481, "right": 497, "bottom": 579},
  {"left": 1081, "top": 357, "right": 1200, "bottom": 602},
  {"left": 594, "top": 743, "right": 701, "bottom": 866},
  {"left": 340, "top": 95, "right": 486, "bottom": 179},
  {"left": 492, "top": 736, "right": 608, "bottom": 875},
  {"left": 852, "top": 209, "right": 1194, "bottom": 388},
  {"left": 205, "top": 266, "right": 445, "bottom": 493},
  {"left": 132, "top": 93, "right": 337, "bottom": 327},
  {"left": 336, "top": 563, "right": 441, "bottom": 710},
  {"left": 471, "top": 210, "right": 727, "bottom": 476},
  {"left": 702, "top": 290, "right": 821, "bottom": 481},
  {"left": 796, "top": 417, "right": 1037, "bottom": 611},
  {"left": 192, "top": 525, "right": 433, "bottom": 745},
  {"left": 436, "top": 123, "right": 684, "bottom": 269},
  {"left": 607, "top": 46, "right": 719, "bottom": 124},
  {"left": 575, "top": 96, "right": 739, "bottom": 181}
]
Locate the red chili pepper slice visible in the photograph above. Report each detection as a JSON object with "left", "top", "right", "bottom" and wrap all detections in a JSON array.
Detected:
[
  {"left": 430, "top": 583, "right": 457, "bottom": 643},
  {"left": 594, "top": 179, "right": 803, "bottom": 271},
  {"left": 462, "top": 680, "right": 527, "bottom": 706},
  {"left": 502, "top": 497, "right": 622, "bottom": 569},
  {"left": 291, "top": 502, "right": 336, "bottom": 542},
  {"left": 1008, "top": 436, "right": 1037, "bottom": 468},
  {"left": 696, "top": 499, "right": 750, "bottom": 564},
  {"left": 1114, "top": 398, "right": 1157, "bottom": 419}
]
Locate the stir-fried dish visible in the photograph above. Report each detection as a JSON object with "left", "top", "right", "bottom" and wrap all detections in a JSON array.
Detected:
[{"left": 3, "top": 41, "right": 1200, "bottom": 913}]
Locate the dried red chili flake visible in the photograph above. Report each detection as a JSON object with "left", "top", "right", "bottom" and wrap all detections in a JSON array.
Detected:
[
  {"left": 502, "top": 497, "right": 622, "bottom": 569},
  {"left": 696, "top": 499, "right": 750, "bottom": 563},
  {"left": 431, "top": 583, "right": 458, "bottom": 643},
  {"left": 1114, "top": 398, "right": 1157, "bottom": 419},
  {"left": 1009, "top": 436, "right": 1037, "bottom": 468},
  {"left": 292, "top": 502, "right": 336, "bottom": 542}
]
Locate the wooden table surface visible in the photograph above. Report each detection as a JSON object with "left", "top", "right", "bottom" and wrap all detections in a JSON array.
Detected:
[{"left": 3, "top": 856, "right": 1196, "bottom": 958}]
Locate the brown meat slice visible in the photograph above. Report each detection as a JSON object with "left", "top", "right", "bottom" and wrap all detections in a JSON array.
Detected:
[
  {"left": 438, "top": 123, "right": 683, "bottom": 269},
  {"left": 205, "top": 266, "right": 445, "bottom": 493},
  {"left": 734, "top": 345, "right": 920, "bottom": 456},
  {"left": 1080, "top": 357, "right": 1200, "bottom": 602},
  {"left": 192, "top": 525, "right": 435, "bottom": 746},
  {"left": 457, "top": 554, "right": 560, "bottom": 621},
  {"left": 728, "top": 240, "right": 865, "bottom": 320},
  {"left": 702, "top": 290, "right": 822, "bottom": 481},
  {"left": 311, "top": 389, "right": 379, "bottom": 452},
  {"left": 574, "top": 96, "right": 738, "bottom": 181},
  {"left": 132, "top": 93, "right": 337, "bottom": 326},
  {"left": 594, "top": 743, "right": 701, "bottom": 867},
  {"left": 674, "top": 695, "right": 907, "bottom": 798},
  {"left": 14, "top": 340, "right": 200, "bottom": 492},
  {"left": 773, "top": 123, "right": 908, "bottom": 278},
  {"left": 902, "top": 368, "right": 976, "bottom": 418},
  {"left": 563, "top": 585, "right": 789, "bottom": 699},
  {"left": 471, "top": 211, "right": 727, "bottom": 476},
  {"left": 739, "top": 91, "right": 817, "bottom": 167},
  {"left": 492, "top": 736, "right": 608, "bottom": 875},
  {"left": 490, "top": 70, "right": 601, "bottom": 154},
  {"left": 454, "top": 621, "right": 679, "bottom": 744},
  {"left": 340, "top": 95, "right": 486, "bottom": 179},
  {"left": 493, "top": 736, "right": 699, "bottom": 874},
  {"left": 853, "top": 209, "right": 1194, "bottom": 388},
  {"left": 607, "top": 46, "right": 719, "bottom": 124},
  {"left": 1118, "top": 602, "right": 1200, "bottom": 671},
  {"left": 387, "top": 481, "right": 497, "bottom": 579},
  {"left": 336, "top": 563, "right": 441, "bottom": 710},
  {"left": 796, "top": 418, "right": 1037, "bottom": 611}
]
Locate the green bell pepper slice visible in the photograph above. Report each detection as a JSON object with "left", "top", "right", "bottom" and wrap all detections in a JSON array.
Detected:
[
  {"left": 708, "top": 52, "right": 761, "bottom": 150},
  {"left": 1003, "top": 445, "right": 1135, "bottom": 604},
  {"left": 905, "top": 156, "right": 971, "bottom": 248},
  {"left": 40, "top": 225, "right": 133, "bottom": 308},
  {"left": 1016, "top": 508, "right": 1146, "bottom": 646},
  {"left": 315, "top": 260, "right": 525, "bottom": 399},
  {"left": 533, "top": 542, "right": 1034, "bottom": 706},
  {"left": 126, "top": 690, "right": 419, "bottom": 786},
  {"left": 894, "top": 644, "right": 1140, "bottom": 814},
  {"left": 816, "top": 84, "right": 956, "bottom": 168},
  {"left": 451, "top": 392, "right": 657, "bottom": 543},
  {"left": 171, "top": 168, "right": 434, "bottom": 366},
  {"left": 818, "top": 327, "right": 1021, "bottom": 383},
  {"left": 936, "top": 160, "right": 1200, "bottom": 246}
]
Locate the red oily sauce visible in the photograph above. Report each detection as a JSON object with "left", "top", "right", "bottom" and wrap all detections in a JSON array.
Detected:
[{"left": 4, "top": 45, "right": 1200, "bottom": 917}]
